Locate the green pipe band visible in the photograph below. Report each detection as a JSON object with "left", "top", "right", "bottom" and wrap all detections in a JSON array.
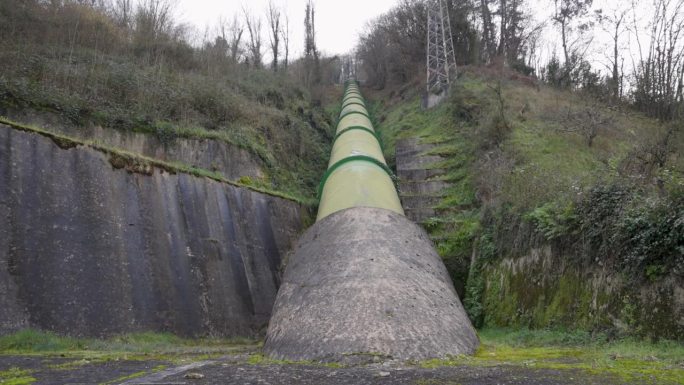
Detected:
[
  {"left": 332, "top": 125, "right": 381, "bottom": 148},
  {"left": 343, "top": 92, "right": 364, "bottom": 101},
  {"left": 342, "top": 101, "right": 366, "bottom": 109},
  {"left": 337, "top": 110, "right": 370, "bottom": 123},
  {"left": 341, "top": 98, "right": 366, "bottom": 109},
  {"left": 317, "top": 155, "right": 397, "bottom": 199}
]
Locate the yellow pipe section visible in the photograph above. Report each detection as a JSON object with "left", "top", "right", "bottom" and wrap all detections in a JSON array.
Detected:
[
  {"left": 340, "top": 103, "right": 368, "bottom": 117},
  {"left": 316, "top": 82, "right": 404, "bottom": 221},
  {"left": 336, "top": 114, "right": 374, "bottom": 134}
]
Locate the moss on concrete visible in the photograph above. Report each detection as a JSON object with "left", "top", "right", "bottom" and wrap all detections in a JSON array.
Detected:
[
  {"left": 0, "top": 116, "right": 317, "bottom": 206},
  {"left": 0, "top": 368, "right": 36, "bottom": 385}
]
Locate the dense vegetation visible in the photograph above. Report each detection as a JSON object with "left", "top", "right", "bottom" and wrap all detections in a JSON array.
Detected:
[
  {"left": 0, "top": 0, "right": 335, "bottom": 201},
  {"left": 357, "top": 0, "right": 683, "bottom": 341},
  {"left": 357, "top": 0, "right": 684, "bottom": 122},
  {"left": 372, "top": 65, "right": 683, "bottom": 340}
]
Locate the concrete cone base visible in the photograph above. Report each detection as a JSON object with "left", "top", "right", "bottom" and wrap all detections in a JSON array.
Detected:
[{"left": 264, "top": 207, "right": 479, "bottom": 361}]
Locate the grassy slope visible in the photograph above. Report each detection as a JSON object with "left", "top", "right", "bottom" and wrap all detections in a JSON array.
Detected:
[
  {"left": 0, "top": 44, "right": 334, "bottom": 203},
  {"left": 371, "top": 67, "right": 683, "bottom": 337}
]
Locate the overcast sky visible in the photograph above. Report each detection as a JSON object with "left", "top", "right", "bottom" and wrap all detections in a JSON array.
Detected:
[
  {"left": 175, "top": 0, "right": 397, "bottom": 57},
  {"left": 171, "top": 0, "right": 658, "bottom": 77}
]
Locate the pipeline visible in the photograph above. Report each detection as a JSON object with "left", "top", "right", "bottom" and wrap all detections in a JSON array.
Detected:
[
  {"left": 316, "top": 81, "right": 403, "bottom": 221},
  {"left": 264, "top": 81, "right": 478, "bottom": 361}
]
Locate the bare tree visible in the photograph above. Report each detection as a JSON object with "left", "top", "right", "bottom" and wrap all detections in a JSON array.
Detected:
[
  {"left": 596, "top": 6, "right": 629, "bottom": 100},
  {"left": 480, "top": 0, "right": 497, "bottom": 62},
  {"left": 266, "top": 0, "right": 281, "bottom": 72},
  {"left": 559, "top": 104, "right": 612, "bottom": 147},
  {"left": 552, "top": 0, "right": 593, "bottom": 66},
  {"left": 113, "top": 0, "right": 133, "bottom": 28},
  {"left": 281, "top": 11, "right": 290, "bottom": 70},
  {"left": 228, "top": 14, "right": 244, "bottom": 62},
  {"left": 303, "top": 0, "right": 319, "bottom": 85},
  {"left": 243, "top": 8, "right": 263, "bottom": 68},
  {"left": 134, "top": 0, "right": 177, "bottom": 40},
  {"left": 496, "top": 0, "right": 533, "bottom": 66},
  {"left": 632, "top": 0, "right": 684, "bottom": 120}
]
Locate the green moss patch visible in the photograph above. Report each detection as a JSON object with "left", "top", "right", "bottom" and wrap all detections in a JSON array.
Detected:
[{"left": 419, "top": 328, "right": 684, "bottom": 384}]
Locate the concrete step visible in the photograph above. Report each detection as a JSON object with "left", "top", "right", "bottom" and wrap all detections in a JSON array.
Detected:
[
  {"left": 396, "top": 155, "right": 444, "bottom": 171},
  {"left": 395, "top": 137, "right": 450, "bottom": 155},
  {"left": 405, "top": 207, "right": 438, "bottom": 223},
  {"left": 397, "top": 168, "right": 446, "bottom": 182},
  {"left": 398, "top": 180, "right": 450, "bottom": 195},
  {"left": 400, "top": 195, "right": 443, "bottom": 210}
]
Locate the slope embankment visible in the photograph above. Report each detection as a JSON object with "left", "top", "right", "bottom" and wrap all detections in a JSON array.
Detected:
[
  {"left": 379, "top": 69, "right": 683, "bottom": 340},
  {"left": 0, "top": 122, "right": 306, "bottom": 337}
]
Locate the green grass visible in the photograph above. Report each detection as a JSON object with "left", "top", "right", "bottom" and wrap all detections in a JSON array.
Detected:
[
  {"left": 99, "top": 365, "right": 167, "bottom": 385},
  {"left": 0, "top": 368, "right": 36, "bottom": 385},
  {"left": 420, "top": 328, "right": 684, "bottom": 384},
  {"left": 0, "top": 329, "right": 257, "bottom": 364}
]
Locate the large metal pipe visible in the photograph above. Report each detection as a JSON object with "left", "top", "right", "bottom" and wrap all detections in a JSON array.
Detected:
[
  {"left": 316, "top": 83, "right": 403, "bottom": 221},
  {"left": 264, "top": 82, "right": 478, "bottom": 361}
]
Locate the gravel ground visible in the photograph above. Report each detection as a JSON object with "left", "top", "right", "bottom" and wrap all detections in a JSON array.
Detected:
[
  {"left": 159, "top": 361, "right": 637, "bottom": 385},
  {"left": 0, "top": 355, "right": 169, "bottom": 384},
  {"left": 1, "top": 353, "right": 664, "bottom": 385}
]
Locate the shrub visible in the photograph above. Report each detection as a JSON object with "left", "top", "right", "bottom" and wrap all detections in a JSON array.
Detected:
[{"left": 524, "top": 201, "right": 577, "bottom": 241}]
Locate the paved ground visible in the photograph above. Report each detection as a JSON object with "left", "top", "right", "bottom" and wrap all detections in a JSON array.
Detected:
[
  {"left": 0, "top": 355, "right": 168, "bottom": 384},
  {"left": 157, "top": 362, "right": 636, "bottom": 385},
  {"left": 0, "top": 353, "right": 663, "bottom": 385}
]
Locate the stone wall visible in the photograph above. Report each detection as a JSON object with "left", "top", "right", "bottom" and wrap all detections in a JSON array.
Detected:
[{"left": 480, "top": 246, "right": 684, "bottom": 340}]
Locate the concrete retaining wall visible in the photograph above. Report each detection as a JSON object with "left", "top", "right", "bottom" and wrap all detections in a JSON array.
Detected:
[{"left": 0, "top": 123, "right": 304, "bottom": 337}]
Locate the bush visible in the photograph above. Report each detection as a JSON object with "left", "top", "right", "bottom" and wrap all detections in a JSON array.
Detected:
[
  {"left": 449, "top": 83, "right": 482, "bottom": 123},
  {"left": 617, "top": 193, "right": 684, "bottom": 276},
  {"left": 524, "top": 201, "right": 577, "bottom": 241}
]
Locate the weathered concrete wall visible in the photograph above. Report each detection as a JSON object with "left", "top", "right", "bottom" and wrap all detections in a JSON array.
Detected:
[
  {"left": 265, "top": 207, "right": 479, "bottom": 361},
  {"left": 1, "top": 109, "right": 263, "bottom": 181},
  {"left": 481, "top": 246, "right": 684, "bottom": 340},
  {"left": 0, "top": 123, "right": 305, "bottom": 337}
]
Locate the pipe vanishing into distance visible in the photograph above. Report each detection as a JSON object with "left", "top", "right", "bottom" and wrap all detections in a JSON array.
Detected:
[
  {"left": 316, "top": 82, "right": 404, "bottom": 221},
  {"left": 264, "top": 81, "right": 479, "bottom": 361}
]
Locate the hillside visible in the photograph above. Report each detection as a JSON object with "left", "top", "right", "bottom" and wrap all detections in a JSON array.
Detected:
[
  {"left": 0, "top": 2, "right": 334, "bottom": 204},
  {"left": 370, "top": 66, "right": 683, "bottom": 340}
]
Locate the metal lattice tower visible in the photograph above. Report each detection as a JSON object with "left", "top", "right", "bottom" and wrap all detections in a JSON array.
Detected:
[{"left": 426, "top": 0, "right": 457, "bottom": 94}]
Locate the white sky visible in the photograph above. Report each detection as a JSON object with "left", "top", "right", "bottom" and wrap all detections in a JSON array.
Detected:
[
  {"left": 171, "top": 0, "right": 661, "bottom": 78},
  {"left": 174, "top": 0, "right": 398, "bottom": 57}
]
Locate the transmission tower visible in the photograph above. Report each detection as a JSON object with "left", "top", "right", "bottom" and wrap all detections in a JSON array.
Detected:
[{"left": 426, "top": 0, "right": 457, "bottom": 94}]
